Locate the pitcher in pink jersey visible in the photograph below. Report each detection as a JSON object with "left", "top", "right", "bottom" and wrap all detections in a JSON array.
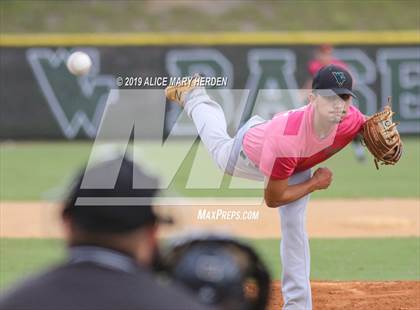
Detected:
[
  {"left": 243, "top": 102, "right": 365, "bottom": 180},
  {"left": 165, "top": 64, "right": 366, "bottom": 310},
  {"left": 304, "top": 44, "right": 367, "bottom": 163}
]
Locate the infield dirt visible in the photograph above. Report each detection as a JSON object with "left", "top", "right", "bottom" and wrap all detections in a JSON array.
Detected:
[
  {"left": 1, "top": 199, "right": 418, "bottom": 238},
  {"left": 265, "top": 281, "right": 420, "bottom": 310}
]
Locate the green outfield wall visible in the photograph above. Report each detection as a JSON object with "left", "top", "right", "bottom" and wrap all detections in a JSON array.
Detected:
[{"left": 1, "top": 32, "right": 419, "bottom": 139}]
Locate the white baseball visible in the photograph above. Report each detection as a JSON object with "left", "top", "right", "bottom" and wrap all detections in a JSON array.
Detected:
[{"left": 66, "top": 51, "right": 92, "bottom": 76}]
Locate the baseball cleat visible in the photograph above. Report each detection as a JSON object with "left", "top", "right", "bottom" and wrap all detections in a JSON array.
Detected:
[{"left": 165, "top": 75, "right": 200, "bottom": 107}]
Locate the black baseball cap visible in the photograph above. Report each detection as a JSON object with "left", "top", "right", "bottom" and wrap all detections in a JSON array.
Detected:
[
  {"left": 63, "top": 156, "right": 171, "bottom": 233},
  {"left": 312, "top": 64, "right": 356, "bottom": 98}
]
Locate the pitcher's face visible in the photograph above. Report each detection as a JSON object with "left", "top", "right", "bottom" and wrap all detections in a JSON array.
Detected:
[{"left": 311, "top": 92, "right": 352, "bottom": 124}]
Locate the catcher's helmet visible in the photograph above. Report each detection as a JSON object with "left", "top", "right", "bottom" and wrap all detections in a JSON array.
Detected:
[{"left": 162, "top": 233, "right": 270, "bottom": 310}]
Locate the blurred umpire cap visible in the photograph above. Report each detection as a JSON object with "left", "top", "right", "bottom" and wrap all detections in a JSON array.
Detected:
[
  {"left": 162, "top": 233, "right": 270, "bottom": 310},
  {"left": 312, "top": 64, "right": 356, "bottom": 98},
  {"left": 63, "top": 156, "right": 172, "bottom": 233}
]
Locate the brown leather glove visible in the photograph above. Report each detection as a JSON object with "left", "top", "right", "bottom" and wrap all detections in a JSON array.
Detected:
[{"left": 361, "top": 98, "right": 403, "bottom": 169}]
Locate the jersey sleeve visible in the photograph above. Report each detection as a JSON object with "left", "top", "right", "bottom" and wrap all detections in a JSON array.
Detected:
[
  {"left": 268, "top": 157, "right": 298, "bottom": 180},
  {"left": 354, "top": 106, "right": 367, "bottom": 133}
]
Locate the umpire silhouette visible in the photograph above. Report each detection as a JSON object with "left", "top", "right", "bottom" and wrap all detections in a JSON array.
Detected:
[{"left": 0, "top": 156, "right": 214, "bottom": 310}]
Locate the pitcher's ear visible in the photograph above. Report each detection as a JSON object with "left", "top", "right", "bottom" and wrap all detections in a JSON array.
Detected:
[{"left": 308, "top": 92, "right": 316, "bottom": 102}]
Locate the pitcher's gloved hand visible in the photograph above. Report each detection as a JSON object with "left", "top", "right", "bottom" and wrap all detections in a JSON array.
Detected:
[{"left": 361, "top": 99, "right": 403, "bottom": 169}]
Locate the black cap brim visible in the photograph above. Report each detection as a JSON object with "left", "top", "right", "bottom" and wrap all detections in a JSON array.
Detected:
[{"left": 332, "top": 88, "right": 357, "bottom": 98}]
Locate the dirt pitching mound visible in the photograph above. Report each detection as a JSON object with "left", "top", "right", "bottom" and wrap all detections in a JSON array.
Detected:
[{"left": 266, "top": 281, "right": 419, "bottom": 310}]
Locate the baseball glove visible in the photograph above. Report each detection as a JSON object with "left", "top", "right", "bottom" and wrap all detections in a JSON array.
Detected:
[{"left": 361, "top": 98, "right": 403, "bottom": 169}]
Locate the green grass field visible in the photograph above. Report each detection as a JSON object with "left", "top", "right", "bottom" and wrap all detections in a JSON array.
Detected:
[
  {"left": 1, "top": 140, "right": 418, "bottom": 291},
  {"left": 1, "top": 238, "right": 418, "bottom": 289},
  {"left": 1, "top": 138, "right": 419, "bottom": 201},
  {"left": 1, "top": 1, "right": 418, "bottom": 32}
]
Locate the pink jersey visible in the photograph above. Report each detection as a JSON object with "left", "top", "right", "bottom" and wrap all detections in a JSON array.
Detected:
[{"left": 242, "top": 104, "right": 365, "bottom": 180}]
